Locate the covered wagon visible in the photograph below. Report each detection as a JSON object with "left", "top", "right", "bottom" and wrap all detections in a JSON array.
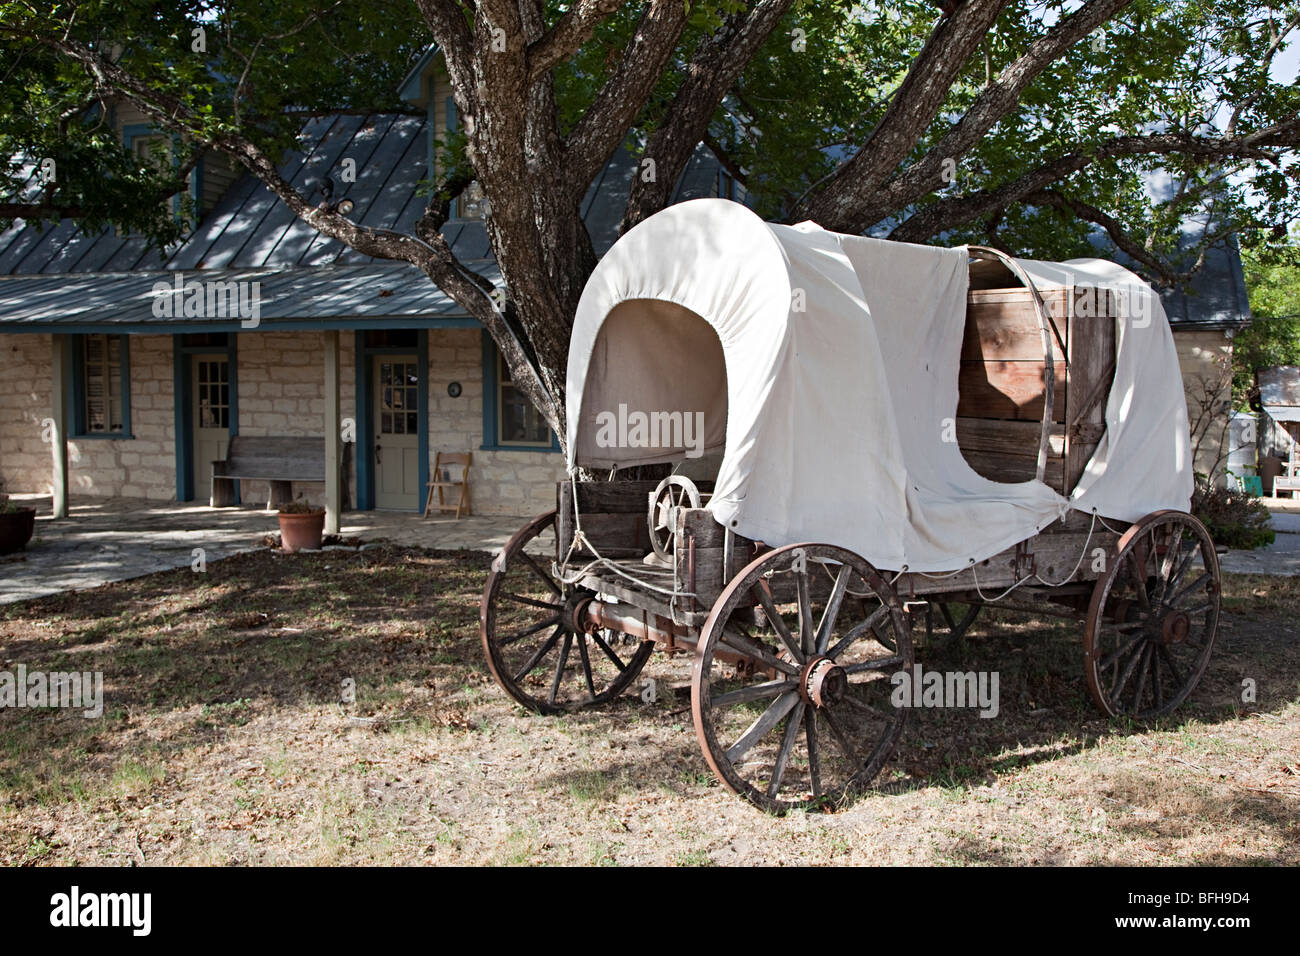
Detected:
[{"left": 480, "top": 198, "right": 1220, "bottom": 811}]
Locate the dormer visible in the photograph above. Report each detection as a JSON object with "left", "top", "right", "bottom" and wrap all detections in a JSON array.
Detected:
[
  {"left": 107, "top": 98, "right": 239, "bottom": 229},
  {"left": 397, "top": 47, "right": 485, "bottom": 221}
]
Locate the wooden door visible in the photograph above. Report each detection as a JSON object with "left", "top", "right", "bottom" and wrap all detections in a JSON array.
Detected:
[
  {"left": 374, "top": 356, "right": 420, "bottom": 510},
  {"left": 192, "top": 355, "right": 230, "bottom": 502}
]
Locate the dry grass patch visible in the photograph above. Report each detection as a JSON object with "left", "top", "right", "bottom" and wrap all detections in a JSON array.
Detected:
[{"left": 0, "top": 546, "right": 1296, "bottom": 866}]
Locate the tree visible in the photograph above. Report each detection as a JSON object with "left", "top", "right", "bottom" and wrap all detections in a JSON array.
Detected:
[
  {"left": 1233, "top": 226, "right": 1300, "bottom": 403},
  {"left": 3, "top": 0, "right": 1298, "bottom": 448}
]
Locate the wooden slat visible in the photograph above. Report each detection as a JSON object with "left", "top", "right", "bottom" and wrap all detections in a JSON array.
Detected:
[
  {"left": 1064, "top": 300, "right": 1116, "bottom": 493},
  {"left": 956, "top": 417, "right": 1066, "bottom": 457},
  {"left": 962, "top": 290, "right": 1068, "bottom": 362},
  {"left": 957, "top": 360, "right": 1068, "bottom": 422},
  {"left": 897, "top": 531, "right": 1120, "bottom": 597},
  {"left": 960, "top": 449, "right": 1064, "bottom": 490}
]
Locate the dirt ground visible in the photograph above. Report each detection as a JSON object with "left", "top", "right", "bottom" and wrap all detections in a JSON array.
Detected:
[{"left": 1, "top": 545, "right": 1297, "bottom": 866}]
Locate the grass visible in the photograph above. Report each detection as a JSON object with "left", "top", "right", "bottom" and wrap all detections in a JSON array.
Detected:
[{"left": 0, "top": 547, "right": 1297, "bottom": 865}]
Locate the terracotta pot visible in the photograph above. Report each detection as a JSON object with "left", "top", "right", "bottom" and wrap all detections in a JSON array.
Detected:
[
  {"left": 277, "top": 509, "right": 325, "bottom": 553},
  {"left": 0, "top": 507, "right": 36, "bottom": 555}
]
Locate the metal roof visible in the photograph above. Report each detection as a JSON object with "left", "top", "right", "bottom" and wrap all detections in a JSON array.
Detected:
[
  {"left": 0, "top": 111, "right": 724, "bottom": 330},
  {"left": 1153, "top": 239, "right": 1253, "bottom": 331},
  {"left": 1259, "top": 366, "right": 1300, "bottom": 421},
  {"left": 0, "top": 261, "right": 495, "bottom": 332}
]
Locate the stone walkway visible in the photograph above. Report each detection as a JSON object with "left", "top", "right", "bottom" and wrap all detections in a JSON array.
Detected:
[
  {"left": 1219, "top": 504, "right": 1300, "bottom": 577},
  {"left": 0, "top": 494, "right": 537, "bottom": 605}
]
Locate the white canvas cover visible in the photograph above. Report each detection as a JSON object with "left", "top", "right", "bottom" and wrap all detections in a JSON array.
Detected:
[{"left": 567, "top": 198, "right": 1191, "bottom": 572}]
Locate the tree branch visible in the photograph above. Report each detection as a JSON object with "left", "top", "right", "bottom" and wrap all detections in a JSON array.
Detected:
[
  {"left": 793, "top": 0, "right": 1011, "bottom": 230},
  {"left": 528, "top": 0, "right": 632, "bottom": 82},
  {"left": 618, "top": 0, "right": 795, "bottom": 232},
  {"left": 562, "top": 0, "right": 691, "bottom": 192},
  {"left": 887, "top": 126, "right": 1299, "bottom": 244},
  {"left": 830, "top": 0, "right": 1133, "bottom": 232}
]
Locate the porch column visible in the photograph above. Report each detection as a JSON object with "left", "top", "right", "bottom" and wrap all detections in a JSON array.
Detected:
[
  {"left": 49, "top": 334, "right": 70, "bottom": 519},
  {"left": 323, "top": 330, "right": 341, "bottom": 534}
]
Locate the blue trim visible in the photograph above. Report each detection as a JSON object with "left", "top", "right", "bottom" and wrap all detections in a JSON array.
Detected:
[
  {"left": 173, "top": 334, "right": 238, "bottom": 501},
  {"left": 417, "top": 335, "right": 430, "bottom": 507},
  {"left": 445, "top": 97, "right": 458, "bottom": 219},
  {"left": 1, "top": 317, "right": 481, "bottom": 335},
  {"left": 190, "top": 153, "right": 204, "bottom": 222},
  {"left": 173, "top": 339, "right": 191, "bottom": 500},
  {"left": 354, "top": 331, "right": 373, "bottom": 509},
  {"left": 69, "top": 333, "right": 133, "bottom": 439},
  {"left": 355, "top": 330, "right": 429, "bottom": 510},
  {"left": 480, "top": 331, "right": 560, "bottom": 453}
]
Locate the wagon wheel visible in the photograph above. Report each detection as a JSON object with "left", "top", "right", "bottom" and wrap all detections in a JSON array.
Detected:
[
  {"left": 648, "top": 476, "right": 702, "bottom": 560},
  {"left": 482, "top": 511, "right": 654, "bottom": 714},
  {"left": 692, "top": 543, "right": 913, "bottom": 813},
  {"left": 1084, "top": 511, "right": 1221, "bottom": 719},
  {"left": 924, "top": 601, "right": 983, "bottom": 649}
]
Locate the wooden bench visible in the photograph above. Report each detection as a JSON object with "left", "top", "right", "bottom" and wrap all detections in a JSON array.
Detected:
[{"left": 210, "top": 435, "right": 351, "bottom": 509}]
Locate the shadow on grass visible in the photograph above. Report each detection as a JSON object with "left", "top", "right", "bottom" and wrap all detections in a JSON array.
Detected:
[{"left": 1, "top": 549, "right": 1296, "bottom": 836}]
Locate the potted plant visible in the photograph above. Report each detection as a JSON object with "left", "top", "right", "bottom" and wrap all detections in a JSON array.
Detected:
[
  {"left": 277, "top": 499, "right": 325, "bottom": 553},
  {"left": 0, "top": 488, "right": 37, "bottom": 555}
]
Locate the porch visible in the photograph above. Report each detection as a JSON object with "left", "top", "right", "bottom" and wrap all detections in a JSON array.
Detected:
[{"left": 0, "top": 494, "right": 535, "bottom": 605}]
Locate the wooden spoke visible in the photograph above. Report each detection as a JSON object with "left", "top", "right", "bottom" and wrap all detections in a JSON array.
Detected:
[
  {"left": 820, "top": 707, "right": 863, "bottom": 768},
  {"left": 827, "top": 604, "right": 890, "bottom": 660},
  {"left": 815, "top": 563, "right": 853, "bottom": 655},
  {"left": 575, "top": 630, "right": 596, "bottom": 698},
  {"left": 1111, "top": 638, "right": 1146, "bottom": 701},
  {"left": 711, "top": 679, "right": 798, "bottom": 709},
  {"left": 1098, "top": 632, "right": 1146, "bottom": 672},
  {"left": 753, "top": 580, "right": 803, "bottom": 664},
  {"left": 1157, "top": 644, "right": 1186, "bottom": 688},
  {"left": 806, "top": 709, "right": 822, "bottom": 799},
  {"left": 501, "top": 591, "right": 562, "bottom": 611},
  {"left": 725, "top": 692, "right": 800, "bottom": 764},
  {"left": 1167, "top": 573, "right": 1210, "bottom": 609},
  {"left": 719, "top": 626, "right": 800, "bottom": 677},
  {"left": 796, "top": 563, "right": 815, "bottom": 657},
  {"left": 588, "top": 630, "right": 628, "bottom": 672},
  {"left": 767, "top": 700, "right": 807, "bottom": 798},
  {"left": 496, "top": 614, "right": 561, "bottom": 647},
  {"left": 843, "top": 653, "right": 905, "bottom": 675},
  {"left": 1130, "top": 643, "right": 1153, "bottom": 712},
  {"left": 517, "top": 551, "right": 561, "bottom": 596},
  {"left": 511, "top": 626, "right": 563, "bottom": 683},
  {"left": 547, "top": 633, "right": 573, "bottom": 706},
  {"left": 1161, "top": 541, "right": 1201, "bottom": 600}
]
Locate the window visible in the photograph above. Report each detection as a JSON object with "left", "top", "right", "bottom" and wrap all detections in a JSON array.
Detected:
[
  {"left": 74, "top": 334, "right": 130, "bottom": 437},
  {"left": 497, "top": 353, "right": 551, "bottom": 446},
  {"left": 482, "top": 336, "right": 556, "bottom": 451}
]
